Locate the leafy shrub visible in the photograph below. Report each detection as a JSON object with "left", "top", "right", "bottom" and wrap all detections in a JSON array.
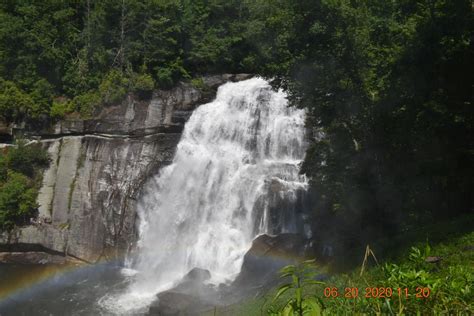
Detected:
[
  {"left": 0, "top": 141, "right": 49, "bottom": 231},
  {"left": 0, "top": 171, "right": 38, "bottom": 230},
  {"left": 154, "top": 58, "right": 189, "bottom": 89},
  {"left": 28, "top": 78, "right": 54, "bottom": 119},
  {"left": 72, "top": 91, "right": 100, "bottom": 118},
  {"left": 6, "top": 140, "right": 49, "bottom": 178},
  {"left": 263, "top": 233, "right": 474, "bottom": 315},
  {"left": 269, "top": 260, "right": 324, "bottom": 316},
  {"left": 190, "top": 77, "right": 205, "bottom": 90},
  {"left": 50, "top": 98, "right": 74, "bottom": 120},
  {"left": 155, "top": 67, "right": 174, "bottom": 89},
  {"left": 99, "top": 70, "right": 129, "bottom": 105},
  {"left": 132, "top": 73, "right": 155, "bottom": 100},
  {"left": 0, "top": 79, "right": 34, "bottom": 123}
]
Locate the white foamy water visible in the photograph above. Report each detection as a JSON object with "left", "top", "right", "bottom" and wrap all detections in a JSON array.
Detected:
[{"left": 101, "top": 77, "right": 308, "bottom": 314}]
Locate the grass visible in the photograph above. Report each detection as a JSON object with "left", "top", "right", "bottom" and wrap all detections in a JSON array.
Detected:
[{"left": 209, "top": 215, "right": 474, "bottom": 315}]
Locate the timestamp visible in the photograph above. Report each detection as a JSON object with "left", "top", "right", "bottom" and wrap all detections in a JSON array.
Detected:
[{"left": 323, "top": 287, "right": 431, "bottom": 299}]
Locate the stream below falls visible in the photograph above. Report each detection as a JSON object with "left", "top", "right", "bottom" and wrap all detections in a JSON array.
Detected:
[{"left": 0, "top": 78, "right": 309, "bottom": 315}]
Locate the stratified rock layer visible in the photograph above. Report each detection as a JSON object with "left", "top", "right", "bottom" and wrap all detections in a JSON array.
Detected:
[{"left": 0, "top": 74, "right": 252, "bottom": 263}]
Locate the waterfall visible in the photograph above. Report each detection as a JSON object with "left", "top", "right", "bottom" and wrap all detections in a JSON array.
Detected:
[{"left": 103, "top": 78, "right": 308, "bottom": 313}]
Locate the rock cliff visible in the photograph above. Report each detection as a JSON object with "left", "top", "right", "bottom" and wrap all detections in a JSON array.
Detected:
[{"left": 0, "top": 74, "right": 252, "bottom": 263}]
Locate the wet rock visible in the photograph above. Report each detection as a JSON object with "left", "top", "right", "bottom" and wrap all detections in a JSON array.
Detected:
[
  {"left": 232, "top": 233, "right": 307, "bottom": 290},
  {"left": 234, "top": 73, "right": 254, "bottom": 82},
  {"left": 171, "top": 268, "right": 217, "bottom": 300},
  {"left": 147, "top": 292, "right": 215, "bottom": 316},
  {"left": 182, "top": 267, "right": 211, "bottom": 283},
  {"left": 147, "top": 268, "right": 217, "bottom": 316}
]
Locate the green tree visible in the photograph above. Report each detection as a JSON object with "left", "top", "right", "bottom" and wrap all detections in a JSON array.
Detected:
[
  {"left": 6, "top": 140, "right": 50, "bottom": 178},
  {"left": 0, "top": 171, "right": 38, "bottom": 230},
  {"left": 98, "top": 69, "right": 130, "bottom": 105},
  {"left": 0, "top": 79, "right": 35, "bottom": 122}
]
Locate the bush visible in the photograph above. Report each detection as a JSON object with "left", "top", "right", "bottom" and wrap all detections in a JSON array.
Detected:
[
  {"left": 0, "top": 171, "right": 38, "bottom": 230},
  {"left": 190, "top": 77, "right": 205, "bottom": 90},
  {"left": 132, "top": 73, "right": 155, "bottom": 100},
  {"left": 50, "top": 98, "right": 74, "bottom": 120},
  {"left": 28, "top": 78, "right": 54, "bottom": 119},
  {"left": 0, "top": 79, "right": 35, "bottom": 123},
  {"left": 72, "top": 91, "right": 100, "bottom": 118},
  {"left": 6, "top": 140, "right": 50, "bottom": 178},
  {"left": 154, "top": 58, "right": 189, "bottom": 89},
  {"left": 0, "top": 141, "right": 49, "bottom": 231},
  {"left": 99, "top": 70, "right": 129, "bottom": 105}
]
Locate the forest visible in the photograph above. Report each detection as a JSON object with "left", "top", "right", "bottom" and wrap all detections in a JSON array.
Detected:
[
  {"left": 0, "top": 0, "right": 473, "bottom": 314},
  {"left": 1, "top": 0, "right": 472, "bottom": 250}
]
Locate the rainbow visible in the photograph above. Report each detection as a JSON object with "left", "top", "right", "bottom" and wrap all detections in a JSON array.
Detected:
[
  {"left": 0, "top": 246, "right": 312, "bottom": 314},
  {"left": 0, "top": 258, "right": 125, "bottom": 312}
]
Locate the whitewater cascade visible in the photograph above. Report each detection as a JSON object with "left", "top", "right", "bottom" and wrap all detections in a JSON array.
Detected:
[{"left": 109, "top": 78, "right": 308, "bottom": 311}]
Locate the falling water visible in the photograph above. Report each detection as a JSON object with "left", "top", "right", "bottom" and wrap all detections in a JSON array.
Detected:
[{"left": 102, "top": 78, "right": 308, "bottom": 313}]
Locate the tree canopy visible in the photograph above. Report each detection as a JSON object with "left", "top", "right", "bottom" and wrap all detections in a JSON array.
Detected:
[{"left": 0, "top": 0, "right": 472, "bottom": 245}]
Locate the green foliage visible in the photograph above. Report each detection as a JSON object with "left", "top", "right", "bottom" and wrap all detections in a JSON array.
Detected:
[
  {"left": 29, "top": 78, "right": 54, "bottom": 118},
  {"left": 6, "top": 140, "right": 49, "bottom": 178},
  {"left": 0, "top": 79, "right": 34, "bottom": 122},
  {"left": 249, "top": 0, "right": 474, "bottom": 250},
  {"left": 269, "top": 260, "right": 324, "bottom": 316},
  {"left": 132, "top": 73, "right": 155, "bottom": 100},
  {"left": 0, "top": 171, "right": 38, "bottom": 230},
  {"left": 50, "top": 98, "right": 73, "bottom": 120},
  {"left": 99, "top": 69, "right": 129, "bottom": 106},
  {"left": 316, "top": 233, "right": 474, "bottom": 315},
  {"left": 0, "top": 0, "right": 471, "bottom": 267},
  {"left": 245, "top": 232, "right": 473, "bottom": 315},
  {"left": 0, "top": 141, "right": 49, "bottom": 231},
  {"left": 190, "top": 77, "right": 205, "bottom": 90},
  {"left": 72, "top": 91, "right": 101, "bottom": 118}
]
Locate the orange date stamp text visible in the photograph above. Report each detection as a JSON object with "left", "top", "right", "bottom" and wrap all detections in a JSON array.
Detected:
[{"left": 323, "top": 287, "right": 431, "bottom": 299}]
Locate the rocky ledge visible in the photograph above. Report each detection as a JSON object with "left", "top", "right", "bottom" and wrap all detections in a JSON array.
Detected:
[{"left": 0, "top": 74, "right": 253, "bottom": 264}]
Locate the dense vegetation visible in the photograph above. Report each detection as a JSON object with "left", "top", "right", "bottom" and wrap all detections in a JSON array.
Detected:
[
  {"left": 0, "top": 0, "right": 472, "bottom": 266},
  {"left": 218, "top": 223, "right": 473, "bottom": 315},
  {"left": 0, "top": 141, "right": 49, "bottom": 230},
  {"left": 0, "top": 0, "right": 254, "bottom": 120},
  {"left": 258, "top": 0, "right": 474, "bottom": 258},
  {"left": 0, "top": 1, "right": 472, "bottom": 313}
]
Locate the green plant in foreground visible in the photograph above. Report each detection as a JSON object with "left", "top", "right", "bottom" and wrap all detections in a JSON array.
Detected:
[
  {"left": 269, "top": 260, "right": 325, "bottom": 316},
  {"left": 260, "top": 232, "right": 473, "bottom": 315}
]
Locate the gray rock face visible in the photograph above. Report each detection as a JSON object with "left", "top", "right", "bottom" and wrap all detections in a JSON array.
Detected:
[{"left": 0, "top": 74, "right": 252, "bottom": 263}]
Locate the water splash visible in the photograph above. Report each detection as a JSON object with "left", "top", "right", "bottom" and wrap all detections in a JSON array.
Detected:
[{"left": 103, "top": 77, "right": 308, "bottom": 313}]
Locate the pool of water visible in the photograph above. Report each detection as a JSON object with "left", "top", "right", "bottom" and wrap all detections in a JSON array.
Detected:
[{"left": 0, "top": 263, "right": 134, "bottom": 316}]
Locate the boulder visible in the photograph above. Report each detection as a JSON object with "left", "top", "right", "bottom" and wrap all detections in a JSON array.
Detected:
[
  {"left": 147, "top": 268, "right": 218, "bottom": 315},
  {"left": 147, "top": 292, "right": 215, "bottom": 316},
  {"left": 231, "top": 233, "right": 307, "bottom": 291},
  {"left": 182, "top": 267, "right": 211, "bottom": 283}
]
